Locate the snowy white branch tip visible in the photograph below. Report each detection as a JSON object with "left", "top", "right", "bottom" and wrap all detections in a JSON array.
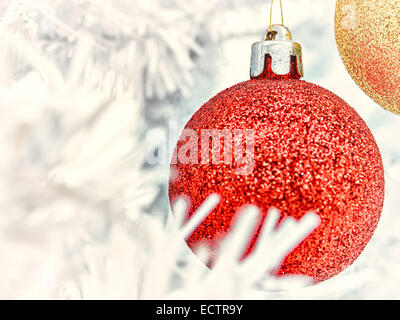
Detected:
[{"left": 165, "top": 193, "right": 321, "bottom": 299}]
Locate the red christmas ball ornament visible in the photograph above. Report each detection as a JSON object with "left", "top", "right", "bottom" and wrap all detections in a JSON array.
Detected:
[{"left": 169, "top": 25, "right": 384, "bottom": 282}]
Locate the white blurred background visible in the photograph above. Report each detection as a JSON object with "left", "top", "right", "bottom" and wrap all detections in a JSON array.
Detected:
[{"left": 0, "top": 0, "right": 399, "bottom": 299}]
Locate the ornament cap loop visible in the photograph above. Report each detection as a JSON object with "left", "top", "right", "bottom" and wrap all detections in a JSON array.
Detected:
[{"left": 250, "top": 24, "right": 303, "bottom": 79}]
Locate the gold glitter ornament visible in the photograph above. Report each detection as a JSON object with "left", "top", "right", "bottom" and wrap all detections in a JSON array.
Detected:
[{"left": 335, "top": 0, "right": 400, "bottom": 114}]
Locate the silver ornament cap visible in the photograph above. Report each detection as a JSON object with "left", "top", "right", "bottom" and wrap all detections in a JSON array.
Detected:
[{"left": 250, "top": 24, "right": 303, "bottom": 78}]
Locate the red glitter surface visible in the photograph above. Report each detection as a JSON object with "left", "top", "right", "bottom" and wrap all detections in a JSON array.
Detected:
[{"left": 169, "top": 75, "right": 384, "bottom": 282}]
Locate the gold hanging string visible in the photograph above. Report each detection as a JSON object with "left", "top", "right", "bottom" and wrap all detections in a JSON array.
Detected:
[{"left": 269, "top": 0, "right": 285, "bottom": 30}]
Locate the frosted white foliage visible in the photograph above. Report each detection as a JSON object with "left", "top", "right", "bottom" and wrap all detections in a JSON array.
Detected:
[
  {"left": 59, "top": 195, "right": 320, "bottom": 300},
  {"left": 0, "top": 0, "right": 219, "bottom": 101}
]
